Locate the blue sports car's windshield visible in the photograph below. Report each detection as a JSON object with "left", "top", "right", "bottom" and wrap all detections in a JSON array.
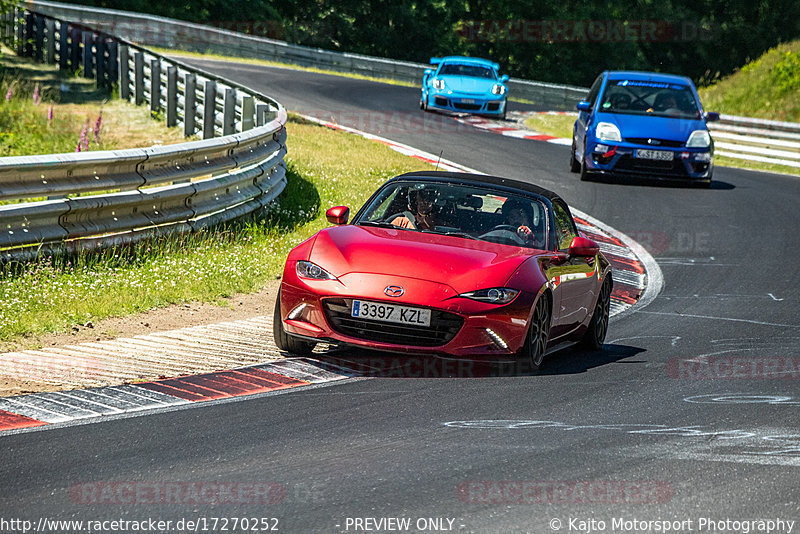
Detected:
[
  {"left": 439, "top": 64, "right": 497, "bottom": 80},
  {"left": 354, "top": 181, "right": 548, "bottom": 250},
  {"left": 600, "top": 80, "right": 701, "bottom": 119}
]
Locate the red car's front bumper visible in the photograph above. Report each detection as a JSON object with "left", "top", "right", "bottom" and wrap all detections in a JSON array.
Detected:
[{"left": 279, "top": 269, "right": 536, "bottom": 358}]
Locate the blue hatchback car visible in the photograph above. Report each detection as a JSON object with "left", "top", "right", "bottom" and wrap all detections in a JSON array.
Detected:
[
  {"left": 570, "top": 71, "right": 719, "bottom": 186},
  {"left": 420, "top": 56, "right": 509, "bottom": 119}
]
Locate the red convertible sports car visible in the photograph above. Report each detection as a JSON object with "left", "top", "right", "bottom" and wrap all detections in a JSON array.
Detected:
[{"left": 274, "top": 171, "right": 612, "bottom": 372}]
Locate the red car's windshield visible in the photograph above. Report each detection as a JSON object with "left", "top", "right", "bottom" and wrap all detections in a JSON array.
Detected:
[{"left": 354, "top": 181, "right": 548, "bottom": 250}]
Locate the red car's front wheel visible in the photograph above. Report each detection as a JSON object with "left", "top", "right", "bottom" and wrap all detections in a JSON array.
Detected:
[
  {"left": 273, "top": 290, "right": 316, "bottom": 355},
  {"left": 520, "top": 294, "right": 551, "bottom": 373}
]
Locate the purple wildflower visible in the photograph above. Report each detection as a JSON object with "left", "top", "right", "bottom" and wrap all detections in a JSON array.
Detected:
[
  {"left": 5, "top": 87, "right": 11, "bottom": 101},
  {"left": 79, "top": 121, "right": 89, "bottom": 151},
  {"left": 33, "top": 83, "right": 39, "bottom": 105},
  {"left": 93, "top": 111, "right": 102, "bottom": 145},
  {"left": 48, "top": 105, "right": 53, "bottom": 122},
  {"left": 76, "top": 143, "right": 81, "bottom": 152}
]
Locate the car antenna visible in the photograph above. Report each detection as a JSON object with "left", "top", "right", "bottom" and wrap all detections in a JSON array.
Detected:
[{"left": 435, "top": 150, "right": 443, "bottom": 171}]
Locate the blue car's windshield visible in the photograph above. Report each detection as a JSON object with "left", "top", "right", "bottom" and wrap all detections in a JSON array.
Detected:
[
  {"left": 439, "top": 64, "right": 497, "bottom": 80},
  {"left": 599, "top": 80, "right": 701, "bottom": 119}
]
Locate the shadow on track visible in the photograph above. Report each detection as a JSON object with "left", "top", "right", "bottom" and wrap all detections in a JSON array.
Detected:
[
  {"left": 306, "top": 343, "right": 644, "bottom": 379},
  {"left": 584, "top": 174, "right": 735, "bottom": 190}
]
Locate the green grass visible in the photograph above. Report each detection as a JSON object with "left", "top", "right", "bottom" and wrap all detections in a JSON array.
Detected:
[
  {"left": 698, "top": 40, "right": 800, "bottom": 122},
  {"left": 523, "top": 113, "right": 575, "bottom": 139},
  {"left": 0, "top": 116, "right": 433, "bottom": 346}
]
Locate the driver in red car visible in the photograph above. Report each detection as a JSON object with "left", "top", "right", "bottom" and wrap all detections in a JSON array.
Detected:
[
  {"left": 501, "top": 198, "right": 540, "bottom": 246},
  {"left": 391, "top": 187, "right": 439, "bottom": 230}
]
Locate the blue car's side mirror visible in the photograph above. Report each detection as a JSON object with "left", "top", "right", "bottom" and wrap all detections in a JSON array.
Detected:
[
  {"left": 576, "top": 101, "right": 591, "bottom": 112},
  {"left": 705, "top": 112, "right": 720, "bottom": 122},
  {"left": 500, "top": 74, "right": 509, "bottom": 83}
]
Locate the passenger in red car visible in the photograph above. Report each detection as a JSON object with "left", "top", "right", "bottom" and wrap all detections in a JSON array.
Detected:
[
  {"left": 501, "top": 198, "right": 540, "bottom": 245},
  {"left": 391, "top": 187, "right": 439, "bottom": 230}
]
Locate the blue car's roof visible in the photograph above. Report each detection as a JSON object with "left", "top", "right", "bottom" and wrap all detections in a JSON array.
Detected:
[
  {"left": 430, "top": 56, "right": 500, "bottom": 70},
  {"left": 604, "top": 70, "right": 693, "bottom": 86}
]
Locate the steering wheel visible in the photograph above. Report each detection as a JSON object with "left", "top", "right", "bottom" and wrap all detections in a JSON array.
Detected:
[{"left": 479, "top": 225, "right": 526, "bottom": 246}]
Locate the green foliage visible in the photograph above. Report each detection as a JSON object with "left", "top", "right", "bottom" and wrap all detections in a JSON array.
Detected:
[
  {"left": 72, "top": 0, "right": 800, "bottom": 86},
  {"left": 772, "top": 51, "right": 800, "bottom": 96}
]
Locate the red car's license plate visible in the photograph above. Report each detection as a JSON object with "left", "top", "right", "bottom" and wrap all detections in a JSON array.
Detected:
[{"left": 351, "top": 300, "right": 431, "bottom": 327}]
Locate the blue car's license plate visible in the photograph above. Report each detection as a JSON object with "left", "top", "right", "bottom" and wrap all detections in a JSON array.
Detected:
[{"left": 635, "top": 149, "right": 673, "bottom": 161}]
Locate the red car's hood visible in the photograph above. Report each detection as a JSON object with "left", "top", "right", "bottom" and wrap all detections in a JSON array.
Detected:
[{"left": 309, "top": 225, "right": 534, "bottom": 293}]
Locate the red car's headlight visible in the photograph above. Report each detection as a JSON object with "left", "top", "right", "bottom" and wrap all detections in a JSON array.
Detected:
[
  {"left": 296, "top": 261, "right": 337, "bottom": 280},
  {"left": 459, "top": 288, "right": 519, "bottom": 304}
]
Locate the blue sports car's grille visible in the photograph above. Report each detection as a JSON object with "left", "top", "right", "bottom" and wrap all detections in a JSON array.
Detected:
[
  {"left": 453, "top": 102, "right": 481, "bottom": 111},
  {"left": 322, "top": 298, "right": 463, "bottom": 347},
  {"left": 614, "top": 155, "right": 687, "bottom": 177},
  {"left": 625, "top": 138, "right": 684, "bottom": 148},
  {"left": 435, "top": 97, "right": 448, "bottom": 107}
]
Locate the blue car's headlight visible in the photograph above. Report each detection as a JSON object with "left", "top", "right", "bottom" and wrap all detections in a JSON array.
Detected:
[
  {"left": 459, "top": 288, "right": 519, "bottom": 304},
  {"left": 686, "top": 130, "right": 712, "bottom": 148},
  {"left": 595, "top": 122, "right": 622, "bottom": 142},
  {"left": 432, "top": 78, "right": 445, "bottom": 90},
  {"left": 491, "top": 84, "right": 506, "bottom": 95},
  {"left": 296, "top": 261, "right": 337, "bottom": 280}
]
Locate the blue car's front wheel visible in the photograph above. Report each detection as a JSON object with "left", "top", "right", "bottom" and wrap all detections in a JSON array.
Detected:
[
  {"left": 420, "top": 93, "right": 428, "bottom": 111},
  {"left": 569, "top": 137, "right": 581, "bottom": 173}
]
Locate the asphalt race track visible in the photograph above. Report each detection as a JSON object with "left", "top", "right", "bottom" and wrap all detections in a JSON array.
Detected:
[{"left": 2, "top": 59, "right": 800, "bottom": 533}]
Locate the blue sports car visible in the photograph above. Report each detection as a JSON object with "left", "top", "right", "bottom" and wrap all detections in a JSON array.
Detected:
[
  {"left": 420, "top": 56, "right": 509, "bottom": 119},
  {"left": 570, "top": 71, "right": 719, "bottom": 187}
]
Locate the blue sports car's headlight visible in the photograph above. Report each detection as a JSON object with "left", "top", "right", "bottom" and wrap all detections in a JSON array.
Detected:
[
  {"left": 686, "top": 130, "right": 712, "bottom": 148},
  {"left": 459, "top": 288, "right": 520, "bottom": 304},
  {"left": 432, "top": 78, "right": 446, "bottom": 90},
  {"left": 491, "top": 84, "right": 506, "bottom": 95},
  {"left": 596, "top": 122, "right": 622, "bottom": 142},
  {"left": 296, "top": 261, "right": 337, "bottom": 280}
]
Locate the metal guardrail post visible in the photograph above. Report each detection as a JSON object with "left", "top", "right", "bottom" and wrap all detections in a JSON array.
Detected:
[
  {"left": 134, "top": 51, "right": 144, "bottom": 105},
  {"left": 34, "top": 12, "right": 44, "bottom": 61},
  {"left": 119, "top": 44, "right": 129, "bottom": 100},
  {"left": 150, "top": 58, "right": 161, "bottom": 113},
  {"left": 58, "top": 21, "right": 67, "bottom": 69},
  {"left": 256, "top": 104, "right": 269, "bottom": 127},
  {"left": 95, "top": 37, "right": 105, "bottom": 87},
  {"left": 45, "top": 18, "right": 55, "bottom": 63},
  {"left": 15, "top": 8, "right": 23, "bottom": 56},
  {"left": 82, "top": 31, "right": 92, "bottom": 78},
  {"left": 24, "top": 11, "right": 33, "bottom": 57},
  {"left": 107, "top": 41, "right": 118, "bottom": 90},
  {"left": 223, "top": 87, "right": 235, "bottom": 135},
  {"left": 203, "top": 80, "right": 216, "bottom": 139},
  {"left": 184, "top": 73, "right": 196, "bottom": 137},
  {"left": 166, "top": 65, "right": 177, "bottom": 127},
  {"left": 70, "top": 26, "right": 81, "bottom": 72},
  {"left": 242, "top": 96, "right": 254, "bottom": 131}
]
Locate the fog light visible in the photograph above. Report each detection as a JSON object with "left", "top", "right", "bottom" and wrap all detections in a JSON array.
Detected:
[
  {"left": 485, "top": 328, "right": 508, "bottom": 350},
  {"left": 694, "top": 152, "right": 712, "bottom": 162},
  {"left": 288, "top": 303, "right": 307, "bottom": 320}
]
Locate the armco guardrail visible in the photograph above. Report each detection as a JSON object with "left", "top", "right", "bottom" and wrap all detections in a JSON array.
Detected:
[
  {"left": 24, "top": 0, "right": 589, "bottom": 111},
  {"left": 0, "top": 8, "right": 289, "bottom": 261},
  {"left": 709, "top": 114, "right": 800, "bottom": 169}
]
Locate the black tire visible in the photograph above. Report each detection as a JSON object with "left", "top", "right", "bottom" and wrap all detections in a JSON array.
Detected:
[
  {"left": 273, "top": 290, "right": 316, "bottom": 355},
  {"left": 519, "top": 293, "right": 551, "bottom": 373},
  {"left": 579, "top": 142, "right": 592, "bottom": 181},
  {"left": 580, "top": 277, "right": 612, "bottom": 350},
  {"left": 420, "top": 94, "right": 428, "bottom": 111},
  {"left": 569, "top": 138, "right": 581, "bottom": 173}
]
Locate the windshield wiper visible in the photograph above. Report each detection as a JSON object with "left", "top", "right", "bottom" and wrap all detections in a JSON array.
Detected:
[
  {"left": 430, "top": 231, "right": 478, "bottom": 240},
  {"left": 358, "top": 220, "right": 399, "bottom": 229}
]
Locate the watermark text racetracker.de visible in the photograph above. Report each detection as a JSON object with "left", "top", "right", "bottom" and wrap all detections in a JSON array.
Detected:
[
  {"left": 0, "top": 517, "right": 280, "bottom": 533},
  {"left": 548, "top": 517, "right": 795, "bottom": 533}
]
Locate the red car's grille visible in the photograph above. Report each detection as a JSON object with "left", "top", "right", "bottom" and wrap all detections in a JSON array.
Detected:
[{"left": 322, "top": 298, "right": 463, "bottom": 347}]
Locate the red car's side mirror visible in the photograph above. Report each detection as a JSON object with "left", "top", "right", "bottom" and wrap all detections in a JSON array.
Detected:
[
  {"left": 326, "top": 206, "right": 350, "bottom": 225},
  {"left": 568, "top": 236, "right": 599, "bottom": 257}
]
